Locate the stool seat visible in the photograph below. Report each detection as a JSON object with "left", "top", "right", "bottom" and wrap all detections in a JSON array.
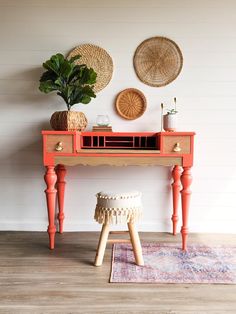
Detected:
[
  {"left": 94, "top": 190, "right": 142, "bottom": 224},
  {"left": 94, "top": 190, "right": 144, "bottom": 267}
]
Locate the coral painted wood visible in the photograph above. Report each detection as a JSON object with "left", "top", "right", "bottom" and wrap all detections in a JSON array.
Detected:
[
  {"left": 44, "top": 166, "right": 57, "bottom": 249},
  {"left": 180, "top": 167, "right": 192, "bottom": 251},
  {"left": 56, "top": 164, "right": 67, "bottom": 233},
  {"left": 171, "top": 165, "right": 182, "bottom": 235}
]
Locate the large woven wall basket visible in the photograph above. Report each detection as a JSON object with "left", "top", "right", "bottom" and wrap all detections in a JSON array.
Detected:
[
  {"left": 68, "top": 44, "right": 113, "bottom": 93},
  {"left": 133, "top": 37, "right": 183, "bottom": 87}
]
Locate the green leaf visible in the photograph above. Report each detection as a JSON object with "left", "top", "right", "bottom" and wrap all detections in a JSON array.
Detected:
[
  {"left": 43, "top": 60, "right": 59, "bottom": 75},
  {"left": 51, "top": 54, "right": 65, "bottom": 70},
  {"left": 87, "top": 68, "right": 97, "bottom": 84},
  {"left": 69, "top": 54, "right": 81, "bottom": 64},
  {"left": 68, "top": 86, "right": 82, "bottom": 106},
  {"left": 60, "top": 61, "right": 73, "bottom": 79},
  {"left": 80, "top": 68, "right": 90, "bottom": 85},
  {"left": 39, "top": 70, "right": 57, "bottom": 82},
  {"left": 54, "top": 53, "right": 65, "bottom": 64},
  {"left": 39, "top": 81, "right": 58, "bottom": 93},
  {"left": 66, "top": 85, "right": 74, "bottom": 100},
  {"left": 54, "top": 77, "right": 64, "bottom": 88},
  {"left": 80, "top": 95, "right": 91, "bottom": 104},
  {"left": 42, "top": 53, "right": 65, "bottom": 75},
  {"left": 82, "top": 85, "right": 96, "bottom": 98},
  {"left": 68, "top": 65, "right": 85, "bottom": 85},
  {"left": 80, "top": 67, "right": 97, "bottom": 85}
]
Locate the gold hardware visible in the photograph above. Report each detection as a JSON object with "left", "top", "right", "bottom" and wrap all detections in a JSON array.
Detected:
[
  {"left": 173, "top": 142, "right": 181, "bottom": 152},
  {"left": 55, "top": 142, "right": 63, "bottom": 151}
]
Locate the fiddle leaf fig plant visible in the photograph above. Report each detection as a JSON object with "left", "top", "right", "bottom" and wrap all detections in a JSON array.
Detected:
[{"left": 39, "top": 53, "right": 97, "bottom": 111}]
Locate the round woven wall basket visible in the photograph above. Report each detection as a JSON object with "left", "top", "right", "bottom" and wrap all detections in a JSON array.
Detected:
[
  {"left": 115, "top": 88, "right": 147, "bottom": 120},
  {"left": 67, "top": 44, "right": 113, "bottom": 93},
  {"left": 133, "top": 37, "right": 183, "bottom": 87}
]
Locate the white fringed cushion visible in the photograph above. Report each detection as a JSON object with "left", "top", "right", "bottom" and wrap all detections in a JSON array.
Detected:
[{"left": 94, "top": 191, "right": 142, "bottom": 224}]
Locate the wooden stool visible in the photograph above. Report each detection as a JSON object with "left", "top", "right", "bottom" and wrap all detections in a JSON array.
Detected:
[{"left": 94, "top": 191, "right": 144, "bottom": 267}]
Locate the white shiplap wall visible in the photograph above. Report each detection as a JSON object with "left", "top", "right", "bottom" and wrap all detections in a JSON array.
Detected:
[{"left": 0, "top": 0, "right": 236, "bottom": 233}]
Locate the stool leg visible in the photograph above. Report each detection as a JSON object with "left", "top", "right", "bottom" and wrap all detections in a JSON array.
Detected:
[
  {"left": 94, "top": 223, "right": 110, "bottom": 266},
  {"left": 128, "top": 223, "right": 144, "bottom": 266}
]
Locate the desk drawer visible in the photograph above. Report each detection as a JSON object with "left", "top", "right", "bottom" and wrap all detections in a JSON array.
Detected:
[
  {"left": 45, "top": 135, "right": 74, "bottom": 153},
  {"left": 162, "top": 135, "right": 191, "bottom": 154}
]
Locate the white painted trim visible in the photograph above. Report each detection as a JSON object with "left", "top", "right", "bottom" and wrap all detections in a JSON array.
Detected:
[{"left": 0, "top": 220, "right": 235, "bottom": 233}]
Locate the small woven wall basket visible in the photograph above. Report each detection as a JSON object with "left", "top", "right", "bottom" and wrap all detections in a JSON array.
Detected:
[
  {"left": 115, "top": 88, "right": 147, "bottom": 120},
  {"left": 133, "top": 37, "right": 183, "bottom": 87},
  {"left": 67, "top": 44, "right": 113, "bottom": 93}
]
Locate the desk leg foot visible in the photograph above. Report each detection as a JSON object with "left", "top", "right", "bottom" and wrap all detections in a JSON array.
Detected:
[
  {"left": 180, "top": 167, "right": 192, "bottom": 251},
  {"left": 171, "top": 166, "right": 182, "bottom": 235},
  {"left": 56, "top": 165, "right": 66, "bottom": 234},
  {"left": 44, "top": 166, "right": 57, "bottom": 250}
]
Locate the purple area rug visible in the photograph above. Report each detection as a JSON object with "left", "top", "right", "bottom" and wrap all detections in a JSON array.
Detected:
[{"left": 110, "top": 243, "right": 236, "bottom": 284}]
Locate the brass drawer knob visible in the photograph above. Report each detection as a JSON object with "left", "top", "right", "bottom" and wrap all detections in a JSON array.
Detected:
[
  {"left": 173, "top": 142, "right": 181, "bottom": 152},
  {"left": 55, "top": 142, "right": 63, "bottom": 151}
]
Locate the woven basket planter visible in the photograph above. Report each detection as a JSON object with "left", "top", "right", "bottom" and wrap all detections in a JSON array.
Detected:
[{"left": 50, "top": 111, "right": 88, "bottom": 131}]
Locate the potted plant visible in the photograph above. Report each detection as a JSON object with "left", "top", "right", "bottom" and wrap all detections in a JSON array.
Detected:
[
  {"left": 163, "top": 97, "right": 178, "bottom": 132},
  {"left": 39, "top": 53, "right": 97, "bottom": 131}
]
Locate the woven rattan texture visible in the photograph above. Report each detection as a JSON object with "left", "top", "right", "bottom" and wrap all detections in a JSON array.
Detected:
[
  {"left": 133, "top": 37, "right": 183, "bottom": 87},
  {"left": 115, "top": 88, "right": 147, "bottom": 120},
  {"left": 50, "top": 111, "right": 88, "bottom": 131},
  {"left": 68, "top": 44, "right": 113, "bottom": 93}
]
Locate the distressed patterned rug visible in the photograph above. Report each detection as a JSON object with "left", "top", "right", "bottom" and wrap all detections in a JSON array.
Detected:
[{"left": 110, "top": 243, "right": 236, "bottom": 284}]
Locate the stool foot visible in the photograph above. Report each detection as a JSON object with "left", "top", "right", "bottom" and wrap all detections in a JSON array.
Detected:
[
  {"left": 128, "top": 223, "right": 144, "bottom": 266},
  {"left": 94, "top": 223, "right": 110, "bottom": 266}
]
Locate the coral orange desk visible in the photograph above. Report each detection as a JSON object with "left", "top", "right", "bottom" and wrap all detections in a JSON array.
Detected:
[{"left": 42, "top": 131, "right": 195, "bottom": 251}]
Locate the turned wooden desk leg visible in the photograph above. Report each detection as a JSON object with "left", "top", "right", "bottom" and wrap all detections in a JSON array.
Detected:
[
  {"left": 44, "top": 166, "right": 57, "bottom": 250},
  {"left": 171, "top": 166, "right": 182, "bottom": 235},
  {"left": 180, "top": 167, "right": 192, "bottom": 251},
  {"left": 56, "top": 165, "right": 66, "bottom": 234}
]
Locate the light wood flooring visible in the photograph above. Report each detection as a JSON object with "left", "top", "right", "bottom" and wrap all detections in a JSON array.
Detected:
[{"left": 0, "top": 232, "right": 235, "bottom": 314}]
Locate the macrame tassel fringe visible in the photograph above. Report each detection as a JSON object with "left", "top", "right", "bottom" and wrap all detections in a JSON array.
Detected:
[{"left": 94, "top": 205, "right": 142, "bottom": 225}]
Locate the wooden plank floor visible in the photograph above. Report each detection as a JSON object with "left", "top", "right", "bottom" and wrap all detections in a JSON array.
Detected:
[{"left": 0, "top": 232, "right": 235, "bottom": 314}]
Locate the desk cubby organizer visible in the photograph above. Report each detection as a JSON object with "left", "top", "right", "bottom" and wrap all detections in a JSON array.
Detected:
[{"left": 82, "top": 133, "right": 157, "bottom": 149}]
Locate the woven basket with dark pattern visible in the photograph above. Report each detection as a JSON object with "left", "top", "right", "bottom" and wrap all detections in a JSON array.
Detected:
[
  {"left": 50, "top": 111, "right": 88, "bottom": 131},
  {"left": 133, "top": 37, "right": 183, "bottom": 87}
]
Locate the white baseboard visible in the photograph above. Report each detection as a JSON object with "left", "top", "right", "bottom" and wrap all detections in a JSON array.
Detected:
[{"left": 0, "top": 220, "right": 235, "bottom": 233}]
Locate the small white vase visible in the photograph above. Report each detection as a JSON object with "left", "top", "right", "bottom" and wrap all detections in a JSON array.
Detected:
[{"left": 163, "top": 113, "right": 177, "bottom": 132}]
